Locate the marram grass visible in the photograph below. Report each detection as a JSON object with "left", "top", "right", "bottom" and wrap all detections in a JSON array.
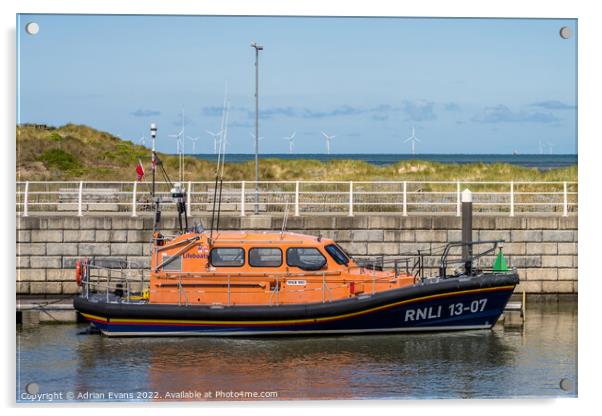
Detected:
[{"left": 17, "top": 124, "right": 577, "bottom": 183}]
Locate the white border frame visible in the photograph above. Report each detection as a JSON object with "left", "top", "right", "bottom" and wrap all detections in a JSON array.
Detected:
[{"left": 3, "top": 1, "right": 598, "bottom": 414}]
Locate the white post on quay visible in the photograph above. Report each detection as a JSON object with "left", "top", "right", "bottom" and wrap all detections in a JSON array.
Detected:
[
  {"left": 563, "top": 181, "right": 568, "bottom": 217},
  {"left": 461, "top": 188, "right": 473, "bottom": 275},
  {"left": 131, "top": 181, "right": 137, "bottom": 217},
  {"left": 509, "top": 181, "right": 514, "bottom": 217},
  {"left": 23, "top": 181, "right": 29, "bottom": 217},
  {"left": 77, "top": 181, "right": 84, "bottom": 217},
  {"left": 456, "top": 180, "right": 461, "bottom": 217},
  {"left": 402, "top": 181, "right": 407, "bottom": 217},
  {"left": 348, "top": 181, "right": 354, "bottom": 217},
  {"left": 186, "top": 181, "right": 192, "bottom": 217},
  {"left": 294, "top": 180, "right": 300, "bottom": 217},
  {"left": 240, "top": 181, "right": 246, "bottom": 217}
]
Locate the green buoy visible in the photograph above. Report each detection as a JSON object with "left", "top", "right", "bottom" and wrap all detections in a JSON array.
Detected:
[{"left": 493, "top": 247, "right": 509, "bottom": 272}]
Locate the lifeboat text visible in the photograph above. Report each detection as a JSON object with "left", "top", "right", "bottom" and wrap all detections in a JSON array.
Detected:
[{"left": 404, "top": 305, "right": 442, "bottom": 322}]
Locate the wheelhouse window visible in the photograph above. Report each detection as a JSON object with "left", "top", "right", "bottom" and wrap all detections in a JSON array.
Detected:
[
  {"left": 210, "top": 247, "right": 245, "bottom": 267},
  {"left": 286, "top": 247, "right": 327, "bottom": 271},
  {"left": 325, "top": 244, "right": 349, "bottom": 265},
  {"left": 249, "top": 247, "right": 283, "bottom": 267}
]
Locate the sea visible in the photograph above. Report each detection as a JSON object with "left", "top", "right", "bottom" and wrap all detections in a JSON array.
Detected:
[
  {"left": 17, "top": 300, "right": 577, "bottom": 401},
  {"left": 190, "top": 154, "right": 577, "bottom": 169}
]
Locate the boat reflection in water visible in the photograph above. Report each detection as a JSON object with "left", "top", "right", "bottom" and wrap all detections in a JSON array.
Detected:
[{"left": 142, "top": 331, "right": 517, "bottom": 400}]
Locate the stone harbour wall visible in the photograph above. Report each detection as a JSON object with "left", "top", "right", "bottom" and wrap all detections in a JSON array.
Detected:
[{"left": 16, "top": 214, "right": 578, "bottom": 295}]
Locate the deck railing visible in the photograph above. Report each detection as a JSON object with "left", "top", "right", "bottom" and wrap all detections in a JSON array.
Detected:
[{"left": 15, "top": 180, "right": 578, "bottom": 217}]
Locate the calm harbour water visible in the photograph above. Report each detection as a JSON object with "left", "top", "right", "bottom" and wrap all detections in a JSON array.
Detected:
[{"left": 16, "top": 300, "right": 577, "bottom": 402}]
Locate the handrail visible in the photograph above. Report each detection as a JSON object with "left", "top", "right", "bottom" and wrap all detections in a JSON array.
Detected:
[
  {"left": 79, "top": 241, "right": 513, "bottom": 306},
  {"left": 438, "top": 240, "right": 501, "bottom": 278},
  {"left": 158, "top": 270, "right": 344, "bottom": 279},
  {"left": 80, "top": 258, "right": 147, "bottom": 302},
  {"left": 16, "top": 180, "right": 577, "bottom": 217}
]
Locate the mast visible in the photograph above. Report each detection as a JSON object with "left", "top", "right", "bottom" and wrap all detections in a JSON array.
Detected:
[
  {"left": 209, "top": 85, "right": 228, "bottom": 242},
  {"left": 215, "top": 101, "right": 230, "bottom": 233},
  {"left": 172, "top": 112, "right": 188, "bottom": 234}
]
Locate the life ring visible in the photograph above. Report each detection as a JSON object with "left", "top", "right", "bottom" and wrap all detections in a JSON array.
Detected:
[{"left": 75, "top": 260, "right": 82, "bottom": 286}]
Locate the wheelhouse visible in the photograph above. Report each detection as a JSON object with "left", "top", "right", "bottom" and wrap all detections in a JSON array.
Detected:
[{"left": 147, "top": 230, "right": 415, "bottom": 306}]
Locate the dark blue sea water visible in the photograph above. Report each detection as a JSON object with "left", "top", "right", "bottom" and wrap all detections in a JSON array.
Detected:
[{"left": 189, "top": 154, "right": 577, "bottom": 169}]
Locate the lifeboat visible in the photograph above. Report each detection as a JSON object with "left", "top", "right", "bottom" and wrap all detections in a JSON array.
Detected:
[
  {"left": 73, "top": 227, "right": 518, "bottom": 336},
  {"left": 73, "top": 125, "right": 518, "bottom": 336}
]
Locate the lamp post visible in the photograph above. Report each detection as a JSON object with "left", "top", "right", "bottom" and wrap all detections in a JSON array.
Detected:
[
  {"left": 150, "top": 122, "right": 160, "bottom": 231},
  {"left": 251, "top": 41, "right": 263, "bottom": 215},
  {"left": 150, "top": 123, "right": 157, "bottom": 197}
]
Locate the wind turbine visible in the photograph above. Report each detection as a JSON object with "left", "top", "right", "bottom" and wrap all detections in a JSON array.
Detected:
[
  {"left": 546, "top": 142, "right": 556, "bottom": 154},
  {"left": 186, "top": 136, "right": 200, "bottom": 155},
  {"left": 138, "top": 136, "right": 146, "bottom": 147},
  {"left": 539, "top": 139, "right": 544, "bottom": 155},
  {"left": 205, "top": 130, "right": 223, "bottom": 155},
  {"left": 169, "top": 130, "right": 183, "bottom": 153},
  {"left": 404, "top": 127, "right": 421, "bottom": 155},
  {"left": 321, "top": 131, "right": 335, "bottom": 154},
  {"left": 282, "top": 132, "right": 296, "bottom": 154},
  {"left": 169, "top": 130, "right": 184, "bottom": 153}
]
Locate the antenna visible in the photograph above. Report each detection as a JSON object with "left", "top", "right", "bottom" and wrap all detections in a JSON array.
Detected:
[
  {"left": 210, "top": 84, "right": 229, "bottom": 242},
  {"left": 221, "top": 103, "right": 230, "bottom": 177},
  {"left": 403, "top": 127, "right": 421, "bottom": 155},
  {"left": 214, "top": 101, "right": 230, "bottom": 236},
  {"left": 166, "top": 109, "right": 188, "bottom": 233},
  {"left": 169, "top": 109, "right": 186, "bottom": 182},
  {"left": 321, "top": 131, "right": 335, "bottom": 154},
  {"left": 283, "top": 132, "right": 296, "bottom": 154}
]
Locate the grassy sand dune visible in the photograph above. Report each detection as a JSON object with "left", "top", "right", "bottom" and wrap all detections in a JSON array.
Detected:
[{"left": 17, "top": 124, "right": 577, "bottom": 182}]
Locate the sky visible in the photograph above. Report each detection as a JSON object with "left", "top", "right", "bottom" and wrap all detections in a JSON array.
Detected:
[{"left": 17, "top": 14, "right": 577, "bottom": 154}]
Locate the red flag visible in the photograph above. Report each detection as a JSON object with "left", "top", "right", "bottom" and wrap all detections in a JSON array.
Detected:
[{"left": 136, "top": 159, "right": 145, "bottom": 181}]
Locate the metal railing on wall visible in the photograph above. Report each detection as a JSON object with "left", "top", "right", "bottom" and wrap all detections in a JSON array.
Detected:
[{"left": 15, "top": 180, "right": 578, "bottom": 217}]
